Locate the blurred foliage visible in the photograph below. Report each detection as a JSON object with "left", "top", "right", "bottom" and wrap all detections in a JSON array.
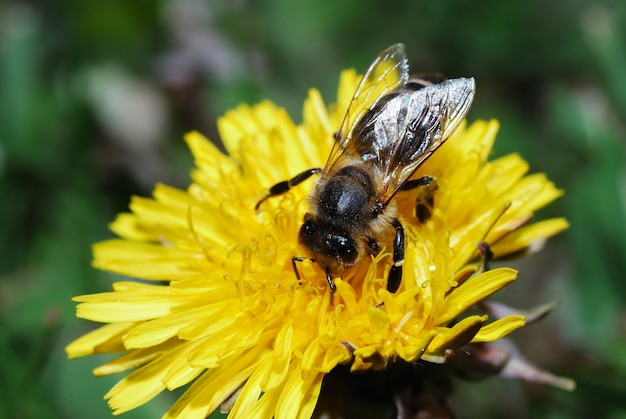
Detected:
[{"left": 0, "top": 0, "right": 625, "bottom": 418}]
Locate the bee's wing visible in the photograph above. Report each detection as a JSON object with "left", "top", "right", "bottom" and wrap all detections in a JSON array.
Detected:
[
  {"left": 324, "top": 44, "right": 409, "bottom": 173},
  {"left": 363, "top": 77, "right": 476, "bottom": 206}
]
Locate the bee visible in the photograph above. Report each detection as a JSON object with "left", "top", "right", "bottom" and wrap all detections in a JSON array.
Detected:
[{"left": 255, "top": 44, "right": 475, "bottom": 294}]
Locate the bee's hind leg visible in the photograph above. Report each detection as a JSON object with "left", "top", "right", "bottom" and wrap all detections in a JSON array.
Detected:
[{"left": 401, "top": 175, "right": 439, "bottom": 223}]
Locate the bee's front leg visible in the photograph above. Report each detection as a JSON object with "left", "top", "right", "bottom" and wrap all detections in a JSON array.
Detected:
[{"left": 255, "top": 168, "right": 322, "bottom": 210}]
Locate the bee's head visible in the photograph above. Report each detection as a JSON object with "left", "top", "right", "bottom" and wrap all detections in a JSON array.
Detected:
[{"left": 298, "top": 214, "right": 359, "bottom": 272}]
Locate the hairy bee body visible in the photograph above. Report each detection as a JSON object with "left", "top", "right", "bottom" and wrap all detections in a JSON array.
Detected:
[
  {"left": 256, "top": 44, "right": 475, "bottom": 294},
  {"left": 301, "top": 163, "right": 396, "bottom": 276}
]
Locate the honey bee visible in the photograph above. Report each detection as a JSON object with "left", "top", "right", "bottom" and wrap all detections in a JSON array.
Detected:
[{"left": 256, "top": 44, "right": 475, "bottom": 294}]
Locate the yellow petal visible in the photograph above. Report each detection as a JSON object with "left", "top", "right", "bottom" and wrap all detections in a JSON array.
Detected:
[
  {"left": 94, "top": 340, "right": 176, "bottom": 376},
  {"left": 164, "top": 347, "right": 268, "bottom": 419},
  {"left": 427, "top": 315, "right": 487, "bottom": 353},
  {"left": 122, "top": 300, "right": 238, "bottom": 348},
  {"left": 74, "top": 288, "right": 197, "bottom": 323},
  {"left": 275, "top": 364, "right": 324, "bottom": 419},
  {"left": 491, "top": 218, "right": 569, "bottom": 257},
  {"left": 262, "top": 322, "right": 294, "bottom": 390},
  {"left": 65, "top": 322, "right": 134, "bottom": 358},
  {"left": 438, "top": 268, "right": 518, "bottom": 325},
  {"left": 92, "top": 240, "right": 204, "bottom": 280},
  {"left": 472, "top": 315, "right": 526, "bottom": 342}
]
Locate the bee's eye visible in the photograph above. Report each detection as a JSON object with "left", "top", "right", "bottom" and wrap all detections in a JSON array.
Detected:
[{"left": 331, "top": 235, "right": 358, "bottom": 264}]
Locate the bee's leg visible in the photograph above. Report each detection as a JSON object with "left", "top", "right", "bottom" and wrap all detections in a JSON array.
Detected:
[
  {"left": 291, "top": 257, "right": 336, "bottom": 294},
  {"left": 325, "top": 266, "right": 336, "bottom": 293},
  {"left": 291, "top": 256, "right": 308, "bottom": 283},
  {"left": 401, "top": 175, "right": 439, "bottom": 222},
  {"left": 387, "top": 218, "right": 405, "bottom": 293},
  {"left": 326, "top": 266, "right": 337, "bottom": 305},
  {"left": 255, "top": 168, "right": 322, "bottom": 210},
  {"left": 367, "top": 238, "right": 380, "bottom": 256},
  {"left": 401, "top": 175, "right": 435, "bottom": 191}
]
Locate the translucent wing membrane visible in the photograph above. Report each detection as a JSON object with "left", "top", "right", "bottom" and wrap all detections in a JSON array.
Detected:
[
  {"left": 325, "top": 43, "right": 409, "bottom": 173},
  {"left": 323, "top": 43, "right": 475, "bottom": 208},
  {"left": 354, "top": 77, "right": 475, "bottom": 206}
]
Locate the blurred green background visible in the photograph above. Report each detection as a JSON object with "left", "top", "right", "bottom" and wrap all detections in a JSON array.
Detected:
[{"left": 1, "top": 0, "right": 625, "bottom": 418}]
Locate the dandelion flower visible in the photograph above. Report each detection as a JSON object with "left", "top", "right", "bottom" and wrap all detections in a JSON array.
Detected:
[{"left": 67, "top": 45, "right": 571, "bottom": 418}]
